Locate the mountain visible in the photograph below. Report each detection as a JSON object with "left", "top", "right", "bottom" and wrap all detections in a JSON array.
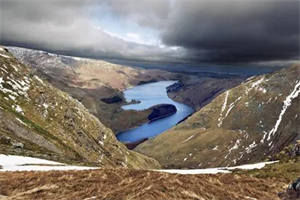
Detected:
[
  {"left": 167, "top": 76, "right": 243, "bottom": 110},
  {"left": 0, "top": 46, "right": 160, "bottom": 169},
  {"left": 7, "top": 46, "right": 244, "bottom": 133},
  {"left": 7, "top": 46, "right": 180, "bottom": 133},
  {"left": 136, "top": 64, "right": 300, "bottom": 168}
]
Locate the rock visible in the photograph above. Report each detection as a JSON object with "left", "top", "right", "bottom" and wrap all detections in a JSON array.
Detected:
[
  {"left": 0, "top": 136, "right": 11, "bottom": 145},
  {"left": 12, "top": 142, "right": 24, "bottom": 149},
  {"left": 291, "top": 143, "right": 300, "bottom": 157},
  {"left": 148, "top": 104, "right": 177, "bottom": 122},
  {"left": 279, "top": 177, "right": 300, "bottom": 200}
]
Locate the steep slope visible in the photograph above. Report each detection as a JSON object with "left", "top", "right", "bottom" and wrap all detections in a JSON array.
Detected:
[
  {"left": 0, "top": 46, "right": 160, "bottom": 169},
  {"left": 167, "top": 76, "right": 243, "bottom": 110},
  {"left": 136, "top": 64, "right": 300, "bottom": 168},
  {"left": 7, "top": 46, "right": 245, "bottom": 133},
  {"left": 7, "top": 46, "right": 179, "bottom": 133}
]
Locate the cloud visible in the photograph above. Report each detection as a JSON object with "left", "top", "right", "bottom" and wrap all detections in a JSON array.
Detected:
[
  {"left": 0, "top": 0, "right": 181, "bottom": 62},
  {"left": 160, "top": 0, "right": 300, "bottom": 63},
  {"left": 0, "top": 0, "right": 299, "bottom": 65}
]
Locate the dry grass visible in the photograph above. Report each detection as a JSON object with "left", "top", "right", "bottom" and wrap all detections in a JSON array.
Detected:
[{"left": 0, "top": 168, "right": 288, "bottom": 200}]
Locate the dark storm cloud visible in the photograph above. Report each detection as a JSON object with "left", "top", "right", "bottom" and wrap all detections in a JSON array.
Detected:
[
  {"left": 161, "top": 0, "right": 300, "bottom": 63},
  {"left": 0, "top": 0, "right": 299, "bottom": 65}
]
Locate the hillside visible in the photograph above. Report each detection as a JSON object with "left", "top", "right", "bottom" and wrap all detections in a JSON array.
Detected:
[
  {"left": 136, "top": 64, "right": 300, "bottom": 168},
  {"left": 0, "top": 46, "right": 160, "bottom": 169},
  {"left": 7, "top": 46, "right": 243, "bottom": 133},
  {"left": 1, "top": 143, "right": 299, "bottom": 199},
  {"left": 7, "top": 46, "right": 179, "bottom": 133},
  {"left": 0, "top": 168, "right": 287, "bottom": 200}
]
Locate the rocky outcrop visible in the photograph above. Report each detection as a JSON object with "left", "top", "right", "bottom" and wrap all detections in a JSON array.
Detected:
[
  {"left": 279, "top": 178, "right": 300, "bottom": 200},
  {"left": 136, "top": 64, "right": 300, "bottom": 169},
  {"left": 148, "top": 104, "right": 177, "bottom": 122},
  {"left": 0, "top": 46, "right": 160, "bottom": 169}
]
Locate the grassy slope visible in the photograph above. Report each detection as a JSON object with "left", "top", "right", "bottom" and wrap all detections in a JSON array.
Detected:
[
  {"left": 8, "top": 47, "right": 180, "bottom": 134},
  {"left": 0, "top": 46, "right": 160, "bottom": 169},
  {"left": 136, "top": 64, "right": 300, "bottom": 168},
  {"left": 0, "top": 169, "right": 287, "bottom": 200}
]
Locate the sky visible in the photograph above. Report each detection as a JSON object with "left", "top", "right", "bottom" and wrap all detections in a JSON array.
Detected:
[{"left": 0, "top": 0, "right": 299, "bottom": 67}]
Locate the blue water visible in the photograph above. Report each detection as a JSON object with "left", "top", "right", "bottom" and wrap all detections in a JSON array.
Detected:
[{"left": 117, "top": 81, "right": 194, "bottom": 143}]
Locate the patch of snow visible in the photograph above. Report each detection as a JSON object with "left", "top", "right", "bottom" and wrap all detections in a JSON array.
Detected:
[
  {"left": 16, "top": 118, "right": 28, "bottom": 127},
  {"left": 11, "top": 64, "right": 18, "bottom": 72},
  {"left": 261, "top": 80, "right": 300, "bottom": 143},
  {"left": 34, "top": 75, "right": 44, "bottom": 85},
  {"left": 225, "top": 139, "right": 241, "bottom": 159},
  {"left": 182, "top": 134, "right": 196, "bottom": 143},
  {"left": 0, "top": 154, "right": 98, "bottom": 171},
  {"left": 157, "top": 161, "right": 278, "bottom": 174},
  {"left": 0, "top": 77, "right": 4, "bottom": 84},
  {"left": 245, "top": 141, "right": 257, "bottom": 154},
  {"left": 258, "top": 87, "right": 267, "bottom": 93},
  {"left": 224, "top": 97, "right": 242, "bottom": 118},
  {"left": 14, "top": 105, "right": 23, "bottom": 113},
  {"left": 8, "top": 95, "right": 16, "bottom": 101},
  {"left": 245, "top": 77, "right": 265, "bottom": 95},
  {"left": 218, "top": 91, "right": 229, "bottom": 127},
  {"left": 212, "top": 146, "right": 219, "bottom": 150},
  {"left": 0, "top": 53, "right": 10, "bottom": 58},
  {"left": 84, "top": 196, "right": 97, "bottom": 200}
]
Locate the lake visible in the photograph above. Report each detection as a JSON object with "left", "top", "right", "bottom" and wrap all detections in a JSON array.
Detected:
[{"left": 117, "top": 81, "right": 194, "bottom": 143}]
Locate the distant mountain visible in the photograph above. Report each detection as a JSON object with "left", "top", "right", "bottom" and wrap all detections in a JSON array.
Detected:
[
  {"left": 0, "top": 46, "right": 160, "bottom": 168},
  {"left": 136, "top": 64, "right": 300, "bottom": 168}
]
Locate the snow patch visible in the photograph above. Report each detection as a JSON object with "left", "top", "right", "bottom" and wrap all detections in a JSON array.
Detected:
[
  {"left": 182, "top": 134, "right": 196, "bottom": 143},
  {"left": 245, "top": 141, "right": 257, "bottom": 154},
  {"left": 245, "top": 77, "right": 264, "bottom": 95},
  {"left": 16, "top": 118, "right": 28, "bottom": 127},
  {"left": 261, "top": 80, "right": 300, "bottom": 143},
  {"left": 0, "top": 53, "right": 10, "bottom": 58},
  {"left": 157, "top": 161, "right": 278, "bottom": 174},
  {"left": 34, "top": 75, "right": 44, "bottom": 85},
  {"left": 0, "top": 154, "right": 98, "bottom": 171},
  {"left": 14, "top": 105, "right": 23, "bottom": 114},
  {"left": 225, "top": 139, "right": 241, "bottom": 159},
  {"left": 218, "top": 91, "right": 229, "bottom": 127},
  {"left": 212, "top": 146, "right": 219, "bottom": 150}
]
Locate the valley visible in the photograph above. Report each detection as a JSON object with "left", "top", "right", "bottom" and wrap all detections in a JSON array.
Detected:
[
  {"left": 1, "top": 1, "right": 299, "bottom": 199},
  {"left": 0, "top": 46, "right": 299, "bottom": 200}
]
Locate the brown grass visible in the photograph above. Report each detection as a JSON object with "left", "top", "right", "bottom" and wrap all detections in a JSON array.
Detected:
[{"left": 0, "top": 169, "right": 288, "bottom": 200}]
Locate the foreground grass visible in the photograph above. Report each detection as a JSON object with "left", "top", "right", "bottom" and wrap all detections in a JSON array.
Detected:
[
  {"left": 0, "top": 168, "right": 288, "bottom": 200},
  {"left": 240, "top": 158, "right": 300, "bottom": 183}
]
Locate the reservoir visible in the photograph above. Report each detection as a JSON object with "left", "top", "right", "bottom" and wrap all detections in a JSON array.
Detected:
[{"left": 117, "top": 81, "right": 194, "bottom": 143}]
